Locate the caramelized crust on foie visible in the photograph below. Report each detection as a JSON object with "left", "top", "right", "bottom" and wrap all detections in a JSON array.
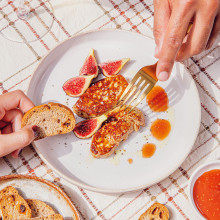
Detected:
[
  {"left": 91, "top": 106, "right": 145, "bottom": 158},
  {"left": 73, "top": 75, "right": 128, "bottom": 118}
]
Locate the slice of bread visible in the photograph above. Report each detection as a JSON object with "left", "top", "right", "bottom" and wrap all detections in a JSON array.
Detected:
[
  {"left": 26, "top": 199, "right": 55, "bottom": 217},
  {"left": 0, "top": 186, "right": 18, "bottom": 198},
  {"left": 139, "top": 202, "right": 169, "bottom": 220},
  {"left": 0, "top": 194, "right": 32, "bottom": 219},
  {"left": 0, "top": 186, "right": 19, "bottom": 219},
  {"left": 21, "top": 103, "right": 76, "bottom": 140}
]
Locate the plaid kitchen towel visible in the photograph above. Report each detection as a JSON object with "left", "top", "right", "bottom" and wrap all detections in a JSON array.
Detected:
[{"left": 0, "top": 0, "right": 220, "bottom": 219}]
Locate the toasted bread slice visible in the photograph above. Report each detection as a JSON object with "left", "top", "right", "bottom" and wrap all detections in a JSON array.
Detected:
[
  {"left": 0, "top": 186, "right": 18, "bottom": 198},
  {"left": 73, "top": 75, "right": 128, "bottom": 118},
  {"left": 0, "top": 194, "right": 32, "bottom": 219},
  {"left": 91, "top": 106, "right": 145, "bottom": 158},
  {"left": 21, "top": 103, "right": 75, "bottom": 140},
  {"left": 139, "top": 202, "right": 169, "bottom": 220},
  {"left": 26, "top": 199, "right": 55, "bottom": 217}
]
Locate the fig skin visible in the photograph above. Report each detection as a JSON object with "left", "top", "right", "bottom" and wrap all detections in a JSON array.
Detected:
[
  {"left": 99, "top": 58, "right": 130, "bottom": 77},
  {"left": 74, "top": 115, "right": 107, "bottom": 139},
  {"left": 62, "top": 75, "right": 94, "bottom": 97},
  {"left": 80, "top": 49, "right": 99, "bottom": 77}
]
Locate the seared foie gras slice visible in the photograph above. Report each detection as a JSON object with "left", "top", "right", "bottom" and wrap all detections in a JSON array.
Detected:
[
  {"left": 73, "top": 75, "right": 128, "bottom": 118},
  {"left": 91, "top": 106, "right": 145, "bottom": 158}
]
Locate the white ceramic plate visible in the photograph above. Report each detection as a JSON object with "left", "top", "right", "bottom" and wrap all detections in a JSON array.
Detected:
[
  {"left": 28, "top": 30, "right": 201, "bottom": 193},
  {"left": 0, "top": 175, "right": 80, "bottom": 219}
]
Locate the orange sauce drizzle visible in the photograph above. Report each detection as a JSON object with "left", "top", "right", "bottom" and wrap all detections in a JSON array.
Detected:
[
  {"left": 128, "top": 158, "right": 133, "bottom": 164},
  {"left": 146, "top": 86, "right": 169, "bottom": 112},
  {"left": 142, "top": 143, "right": 156, "bottom": 158},
  {"left": 150, "top": 119, "right": 171, "bottom": 141}
]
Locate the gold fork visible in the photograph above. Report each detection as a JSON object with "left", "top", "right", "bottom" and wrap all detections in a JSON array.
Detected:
[{"left": 116, "top": 62, "right": 158, "bottom": 110}]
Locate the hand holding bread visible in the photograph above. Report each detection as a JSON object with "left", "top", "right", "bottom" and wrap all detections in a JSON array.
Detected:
[
  {"left": 0, "top": 90, "right": 36, "bottom": 158},
  {"left": 0, "top": 90, "right": 76, "bottom": 159}
]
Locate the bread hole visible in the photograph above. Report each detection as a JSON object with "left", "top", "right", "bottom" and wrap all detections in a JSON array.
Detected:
[
  {"left": 11, "top": 195, "right": 15, "bottom": 201},
  {"left": 46, "top": 105, "right": 51, "bottom": 109},
  {"left": 152, "top": 207, "right": 157, "bottom": 214},
  {"left": 45, "top": 127, "right": 47, "bottom": 130},
  {"left": 20, "top": 204, "right": 26, "bottom": 213},
  {"left": 57, "top": 119, "right": 60, "bottom": 123},
  {"left": 43, "top": 119, "right": 46, "bottom": 122},
  {"left": 159, "top": 212, "right": 163, "bottom": 218}
]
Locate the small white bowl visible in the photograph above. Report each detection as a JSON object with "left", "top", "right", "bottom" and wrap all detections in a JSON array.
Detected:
[{"left": 188, "top": 160, "right": 220, "bottom": 220}]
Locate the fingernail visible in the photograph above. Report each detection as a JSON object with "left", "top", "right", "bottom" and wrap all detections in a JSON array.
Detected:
[
  {"left": 32, "top": 125, "right": 39, "bottom": 138},
  {"left": 158, "top": 71, "right": 169, "bottom": 81}
]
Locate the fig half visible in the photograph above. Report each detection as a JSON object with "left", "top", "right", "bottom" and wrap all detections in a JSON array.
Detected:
[
  {"left": 99, "top": 58, "right": 130, "bottom": 77},
  {"left": 62, "top": 75, "right": 94, "bottom": 97},
  {"left": 79, "top": 49, "right": 98, "bottom": 77},
  {"left": 74, "top": 115, "right": 107, "bottom": 139}
]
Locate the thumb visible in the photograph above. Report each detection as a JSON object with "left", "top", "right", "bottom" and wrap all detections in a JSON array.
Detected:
[{"left": 0, "top": 125, "right": 36, "bottom": 158}]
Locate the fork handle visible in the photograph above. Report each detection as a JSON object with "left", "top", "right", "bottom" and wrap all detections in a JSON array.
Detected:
[{"left": 142, "top": 62, "right": 158, "bottom": 82}]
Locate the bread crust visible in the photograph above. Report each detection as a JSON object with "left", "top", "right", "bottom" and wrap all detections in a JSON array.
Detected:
[{"left": 0, "top": 186, "right": 18, "bottom": 198}]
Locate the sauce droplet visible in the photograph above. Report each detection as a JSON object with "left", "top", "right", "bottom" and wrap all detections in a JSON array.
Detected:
[
  {"left": 151, "top": 119, "right": 171, "bottom": 141},
  {"left": 142, "top": 143, "right": 156, "bottom": 158},
  {"left": 128, "top": 158, "right": 133, "bottom": 164},
  {"left": 146, "top": 86, "right": 169, "bottom": 112}
]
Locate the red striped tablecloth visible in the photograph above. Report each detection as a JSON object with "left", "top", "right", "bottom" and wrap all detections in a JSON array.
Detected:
[{"left": 0, "top": 1, "right": 219, "bottom": 219}]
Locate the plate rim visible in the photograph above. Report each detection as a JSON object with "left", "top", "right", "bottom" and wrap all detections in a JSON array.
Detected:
[
  {"left": 0, "top": 174, "right": 80, "bottom": 219},
  {"left": 28, "top": 29, "right": 201, "bottom": 193}
]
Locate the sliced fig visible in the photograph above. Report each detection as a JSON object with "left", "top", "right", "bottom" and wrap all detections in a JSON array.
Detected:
[
  {"left": 74, "top": 115, "right": 107, "bottom": 139},
  {"left": 99, "top": 58, "right": 130, "bottom": 77},
  {"left": 62, "top": 75, "right": 94, "bottom": 97},
  {"left": 79, "top": 49, "right": 98, "bottom": 77}
]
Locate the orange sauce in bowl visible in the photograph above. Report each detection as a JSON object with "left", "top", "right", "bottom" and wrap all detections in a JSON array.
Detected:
[
  {"left": 146, "top": 86, "right": 169, "bottom": 112},
  {"left": 142, "top": 143, "right": 156, "bottom": 158},
  {"left": 193, "top": 169, "right": 220, "bottom": 220},
  {"left": 150, "top": 119, "right": 171, "bottom": 141}
]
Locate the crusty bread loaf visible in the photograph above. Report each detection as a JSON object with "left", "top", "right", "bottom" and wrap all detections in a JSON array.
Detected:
[
  {"left": 139, "top": 202, "right": 169, "bottom": 220},
  {"left": 0, "top": 186, "right": 18, "bottom": 198},
  {"left": 0, "top": 194, "right": 32, "bottom": 219},
  {"left": 21, "top": 103, "right": 76, "bottom": 140},
  {"left": 26, "top": 199, "right": 55, "bottom": 217}
]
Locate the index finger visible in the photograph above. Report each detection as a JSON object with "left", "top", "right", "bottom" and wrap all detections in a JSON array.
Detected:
[
  {"left": 0, "top": 90, "right": 34, "bottom": 120},
  {"left": 156, "top": 3, "right": 194, "bottom": 81}
]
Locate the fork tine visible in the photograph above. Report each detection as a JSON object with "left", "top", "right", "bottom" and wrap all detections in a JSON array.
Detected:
[
  {"left": 119, "top": 77, "right": 145, "bottom": 106},
  {"left": 129, "top": 83, "right": 154, "bottom": 111},
  {"left": 126, "top": 81, "right": 149, "bottom": 107},
  {"left": 118, "top": 74, "right": 141, "bottom": 103}
]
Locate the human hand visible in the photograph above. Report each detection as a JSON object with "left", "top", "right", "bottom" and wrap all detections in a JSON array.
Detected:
[
  {"left": 0, "top": 90, "right": 36, "bottom": 158},
  {"left": 154, "top": 0, "right": 220, "bottom": 81}
]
